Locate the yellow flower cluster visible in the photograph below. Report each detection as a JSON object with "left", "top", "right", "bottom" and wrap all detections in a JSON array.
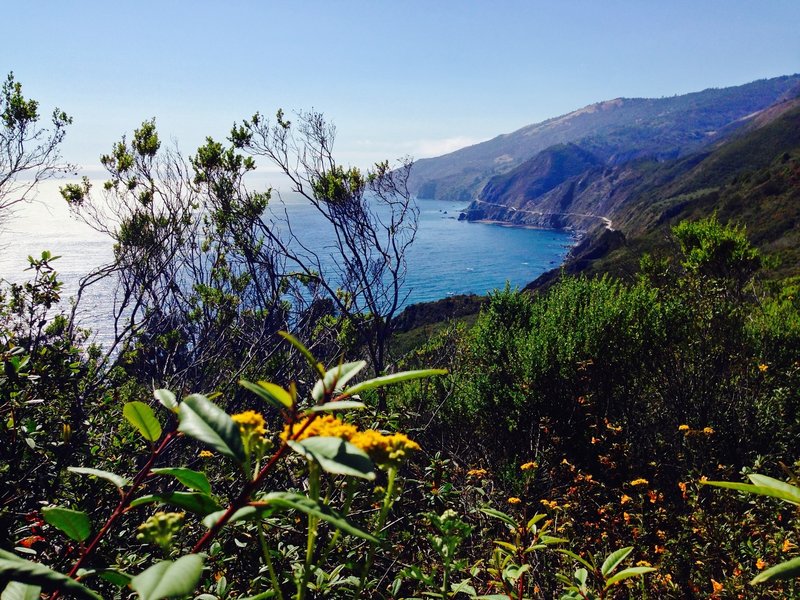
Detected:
[
  {"left": 198, "top": 450, "right": 214, "bottom": 458},
  {"left": 540, "top": 499, "right": 558, "bottom": 510},
  {"left": 281, "top": 415, "right": 420, "bottom": 467},
  {"left": 758, "top": 363, "right": 769, "bottom": 373},
  {"left": 678, "top": 424, "right": 690, "bottom": 431},
  {"left": 678, "top": 424, "right": 715, "bottom": 437},
  {"left": 351, "top": 430, "right": 421, "bottom": 466},
  {"left": 507, "top": 497, "right": 522, "bottom": 505},
  {"left": 281, "top": 415, "right": 358, "bottom": 443},
  {"left": 467, "top": 468, "right": 488, "bottom": 478},
  {"left": 629, "top": 478, "right": 649, "bottom": 487},
  {"left": 520, "top": 461, "right": 538, "bottom": 471},
  {"left": 232, "top": 410, "right": 267, "bottom": 437}
]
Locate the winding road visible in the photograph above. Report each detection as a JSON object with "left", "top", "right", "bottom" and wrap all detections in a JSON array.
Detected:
[{"left": 469, "top": 199, "right": 615, "bottom": 231}]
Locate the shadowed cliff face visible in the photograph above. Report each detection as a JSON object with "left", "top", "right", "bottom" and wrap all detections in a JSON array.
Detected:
[{"left": 410, "top": 74, "right": 800, "bottom": 204}]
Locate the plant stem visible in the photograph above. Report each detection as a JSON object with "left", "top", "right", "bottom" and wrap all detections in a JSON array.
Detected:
[
  {"left": 356, "top": 466, "right": 398, "bottom": 598},
  {"left": 258, "top": 522, "right": 284, "bottom": 600},
  {"left": 297, "top": 462, "right": 320, "bottom": 600}
]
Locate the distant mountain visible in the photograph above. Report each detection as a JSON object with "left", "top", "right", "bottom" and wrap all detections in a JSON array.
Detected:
[{"left": 410, "top": 75, "right": 800, "bottom": 203}]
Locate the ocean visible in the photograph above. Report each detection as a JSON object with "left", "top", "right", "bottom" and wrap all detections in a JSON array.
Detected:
[{"left": 0, "top": 183, "right": 573, "bottom": 339}]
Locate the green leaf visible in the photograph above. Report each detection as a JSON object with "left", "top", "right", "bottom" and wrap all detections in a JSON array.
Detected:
[
  {"left": 257, "top": 492, "right": 378, "bottom": 542},
  {"left": 67, "top": 466, "right": 129, "bottom": 489},
  {"left": 1, "top": 582, "right": 41, "bottom": 600},
  {"left": 239, "top": 380, "right": 293, "bottom": 410},
  {"left": 278, "top": 331, "right": 325, "bottom": 379},
  {"left": 151, "top": 468, "right": 212, "bottom": 495},
  {"left": 340, "top": 369, "right": 447, "bottom": 398},
  {"left": 97, "top": 569, "right": 132, "bottom": 588},
  {"left": 604, "top": 566, "right": 656, "bottom": 588},
  {"left": 305, "top": 400, "right": 366, "bottom": 414},
  {"left": 41, "top": 507, "right": 91, "bottom": 542},
  {"left": 130, "top": 492, "right": 221, "bottom": 516},
  {"left": 288, "top": 437, "right": 375, "bottom": 480},
  {"left": 123, "top": 401, "right": 162, "bottom": 442},
  {"left": 479, "top": 507, "right": 518, "bottom": 529},
  {"left": 202, "top": 505, "right": 268, "bottom": 529},
  {"left": 601, "top": 546, "right": 633, "bottom": 577},
  {"left": 556, "top": 549, "right": 595, "bottom": 572},
  {"left": 312, "top": 361, "right": 367, "bottom": 401},
  {"left": 178, "top": 394, "right": 245, "bottom": 463},
  {"left": 751, "top": 556, "right": 800, "bottom": 584},
  {"left": 702, "top": 480, "right": 800, "bottom": 505},
  {"left": 748, "top": 474, "right": 800, "bottom": 504},
  {"left": 0, "top": 550, "right": 101, "bottom": 600},
  {"left": 154, "top": 389, "right": 178, "bottom": 413},
  {"left": 129, "top": 554, "right": 204, "bottom": 600}
]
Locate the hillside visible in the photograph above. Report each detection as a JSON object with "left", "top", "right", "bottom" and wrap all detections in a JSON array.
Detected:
[{"left": 409, "top": 74, "right": 800, "bottom": 202}]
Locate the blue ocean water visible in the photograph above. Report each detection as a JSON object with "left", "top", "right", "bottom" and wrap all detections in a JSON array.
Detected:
[{"left": 0, "top": 188, "right": 573, "bottom": 337}]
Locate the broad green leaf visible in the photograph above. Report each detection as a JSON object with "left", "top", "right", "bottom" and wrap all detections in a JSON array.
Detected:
[
  {"left": 601, "top": 546, "right": 633, "bottom": 577},
  {"left": 154, "top": 389, "right": 178, "bottom": 412},
  {"left": 278, "top": 331, "right": 325, "bottom": 379},
  {"left": 702, "top": 480, "right": 800, "bottom": 505},
  {"left": 151, "top": 467, "right": 212, "bottom": 495},
  {"left": 257, "top": 491, "right": 378, "bottom": 542},
  {"left": 526, "top": 513, "right": 547, "bottom": 528},
  {"left": 340, "top": 369, "right": 447, "bottom": 398},
  {"left": 97, "top": 569, "right": 132, "bottom": 588},
  {"left": 604, "top": 566, "right": 656, "bottom": 587},
  {"left": 312, "top": 361, "right": 367, "bottom": 401},
  {"left": 239, "top": 380, "right": 293, "bottom": 410},
  {"left": 202, "top": 506, "right": 268, "bottom": 529},
  {"left": 178, "top": 394, "right": 245, "bottom": 463},
  {"left": 67, "top": 466, "right": 129, "bottom": 489},
  {"left": 289, "top": 437, "right": 375, "bottom": 480},
  {"left": 479, "top": 507, "right": 518, "bottom": 529},
  {"left": 0, "top": 550, "right": 101, "bottom": 600},
  {"left": 539, "top": 535, "right": 569, "bottom": 545},
  {"left": 123, "top": 401, "right": 162, "bottom": 442},
  {"left": 751, "top": 556, "right": 800, "bottom": 584},
  {"left": 573, "top": 568, "right": 588, "bottom": 587},
  {"left": 305, "top": 400, "right": 366, "bottom": 414},
  {"left": 42, "top": 507, "right": 91, "bottom": 542},
  {"left": 1, "top": 582, "right": 41, "bottom": 600},
  {"left": 556, "top": 549, "right": 595, "bottom": 572},
  {"left": 493, "top": 540, "right": 518, "bottom": 553},
  {"left": 748, "top": 474, "right": 800, "bottom": 504},
  {"left": 129, "top": 554, "right": 204, "bottom": 600},
  {"left": 130, "top": 492, "right": 220, "bottom": 516}
]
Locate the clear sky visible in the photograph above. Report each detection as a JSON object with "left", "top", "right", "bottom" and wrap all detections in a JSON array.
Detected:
[{"left": 5, "top": 1, "right": 800, "bottom": 174}]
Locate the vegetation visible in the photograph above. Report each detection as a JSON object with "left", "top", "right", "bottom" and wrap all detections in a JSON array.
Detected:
[{"left": 2, "top": 76, "right": 800, "bottom": 599}]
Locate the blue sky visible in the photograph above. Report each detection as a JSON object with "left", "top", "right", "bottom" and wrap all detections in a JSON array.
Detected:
[{"left": 5, "top": 1, "right": 799, "bottom": 173}]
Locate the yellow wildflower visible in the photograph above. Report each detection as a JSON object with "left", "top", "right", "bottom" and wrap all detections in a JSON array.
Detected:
[
  {"left": 620, "top": 494, "right": 632, "bottom": 505},
  {"left": 350, "top": 429, "right": 420, "bottom": 466},
  {"left": 637, "top": 560, "right": 652, "bottom": 567},
  {"left": 520, "top": 461, "right": 538, "bottom": 471},
  {"left": 232, "top": 410, "right": 267, "bottom": 437},
  {"left": 507, "top": 497, "right": 522, "bottom": 505},
  {"left": 758, "top": 363, "right": 768, "bottom": 373},
  {"left": 281, "top": 414, "right": 358, "bottom": 443},
  {"left": 198, "top": 450, "right": 213, "bottom": 458},
  {"left": 783, "top": 538, "right": 796, "bottom": 552},
  {"left": 467, "top": 468, "right": 488, "bottom": 478},
  {"left": 711, "top": 579, "right": 723, "bottom": 594},
  {"left": 629, "top": 478, "right": 649, "bottom": 487},
  {"left": 703, "top": 426, "right": 715, "bottom": 435},
  {"left": 756, "top": 557, "right": 767, "bottom": 570},
  {"left": 678, "top": 424, "right": 690, "bottom": 431},
  {"left": 540, "top": 499, "right": 558, "bottom": 510}
]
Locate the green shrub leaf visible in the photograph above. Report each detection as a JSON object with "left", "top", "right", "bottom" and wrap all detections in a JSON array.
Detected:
[
  {"left": 41, "top": 507, "right": 91, "bottom": 542},
  {"left": 0, "top": 550, "right": 101, "bottom": 599},
  {"left": 312, "top": 361, "right": 367, "bottom": 401},
  {"left": 1, "top": 581, "right": 41, "bottom": 600},
  {"left": 340, "top": 369, "right": 447, "bottom": 398},
  {"left": 67, "top": 467, "right": 129, "bottom": 489},
  {"left": 239, "top": 380, "right": 293, "bottom": 410},
  {"left": 258, "top": 492, "right": 378, "bottom": 542},
  {"left": 123, "top": 401, "right": 162, "bottom": 442},
  {"left": 129, "top": 554, "right": 204, "bottom": 600},
  {"left": 601, "top": 546, "right": 633, "bottom": 577},
  {"left": 151, "top": 468, "right": 212, "bottom": 495},
  {"left": 702, "top": 480, "right": 800, "bottom": 506},
  {"left": 604, "top": 566, "right": 656, "bottom": 588},
  {"left": 178, "top": 394, "right": 245, "bottom": 463},
  {"left": 305, "top": 400, "right": 365, "bottom": 414},
  {"left": 130, "top": 492, "right": 221, "bottom": 516},
  {"left": 751, "top": 556, "right": 800, "bottom": 584},
  {"left": 479, "top": 507, "right": 518, "bottom": 529},
  {"left": 289, "top": 437, "right": 375, "bottom": 480},
  {"left": 153, "top": 389, "right": 178, "bottom": 413}
]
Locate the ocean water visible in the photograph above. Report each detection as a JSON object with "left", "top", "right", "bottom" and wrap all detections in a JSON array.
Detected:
[{"left": 0, "top": 183, "right": 573, "bottom": 337}]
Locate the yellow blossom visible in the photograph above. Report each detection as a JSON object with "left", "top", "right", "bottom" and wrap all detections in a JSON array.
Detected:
[
  {"left": 507, "top": 497, "right": 522, "bottom": 505},
  {"left": 637, "top": 560, "right": 652, "bottom": 567},
  {"left": 758, "top": 363, "right": 769, "bottom": 373},
  {"left": 281, "top": 414, "right": 358, "bottom": 443},
  {"left": 620, "top": 494, "right": 632, "bottom": 505},
  {"left": 520, "top": 461, "right": 538, "bottom": 471},
  {"left": 540, "top": 499, "right": 558, "bottom": 510},
  {"left": 678, "top": 424, "right": 690, "bottom": 431},
  {"left": 756, "top": 557, "right": 767, "bottom": 570},
  {"left": 198, "top": 450, "right": 213, "bottom": 458},
  {"left": 783, "top": 538, "right": 796, "bottom": 552},
  {"left": 232, "top": 410, "right": 267, "bottom": 437},
  {"left": 350, "top": 429, "right": 420, "bottom": 466},
  {"left": 703, "top": 427, "right": 715, "bottom": 435},
  {"left": 467, "top": 468, "right": 488, "bottom": 478},
  {"left": 711, "top": 579, "right": 723, "bottom": 594},
  {"left": 629, "top": 478, "right": 649, "bottom": 487}
]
